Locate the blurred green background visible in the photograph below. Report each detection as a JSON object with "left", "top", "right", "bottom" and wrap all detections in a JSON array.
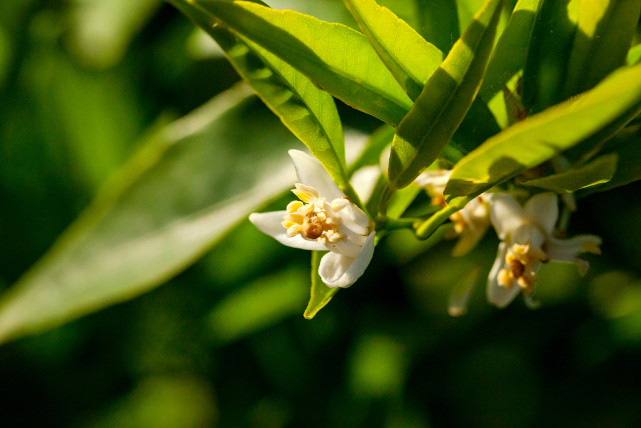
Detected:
[{"left": 2, "top": 0, "right": 641, "bottom": 427}]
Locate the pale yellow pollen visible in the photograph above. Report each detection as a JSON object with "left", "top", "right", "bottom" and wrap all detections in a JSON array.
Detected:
[
  {"left": 281, "top": 185, "right": 351, "bottom": 245},
  {"left": 287, "top": 200, "right": 303, "bottom": 213},
  {"left": 498, "top": 243, "right": 548, "bottom": 295},
  {"left": 582, "top": 241, "right": 601, "bottom": 255}
]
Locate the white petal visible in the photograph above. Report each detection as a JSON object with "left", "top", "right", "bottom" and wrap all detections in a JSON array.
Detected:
[
  {"left": 414, "top": 169, "right": 451, "bottom": 190},
  {"left": 451, "top": 225, "right": 487, "bottom": 256},
  {"left": 319, "top": 232, "right": 375, "bottom": 288},
  {"left": 487, "top": 242, "right": 521, "bottom": 308},
  {"left": 249, "top": 211, "right": 327, "bottom": 251},
  {"left": 524, "top": 192, "right": 558, "bottom": 236},
  {"left": 489, "top": 193, "right": 527, "bottom": 240},
  {"left": 288, "top": 150, "right": 343, "bottom": 200},
  {"left": 350, "top": 165, "right": 380, "bottom": 202},
  {"left": 547, "top": 235, "right": 602, "bottom": 263}
]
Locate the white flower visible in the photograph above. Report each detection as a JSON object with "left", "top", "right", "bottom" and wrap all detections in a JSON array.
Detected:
[
  {"left": 487, "top": 192, "right": 602, "bottom": 308},
  {"left": 415, "top": 169, "right": 490, "bottom": 256},
  {"left": 249, "top": 150, "right": 375, "bottom": 288}
]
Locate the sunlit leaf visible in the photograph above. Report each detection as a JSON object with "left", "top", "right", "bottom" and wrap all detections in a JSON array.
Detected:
[
  {"left": 0, "top": 86, "right": 301, "bottom": 344},
  {"left": 445, "top": 64, "right": 641, "bottom": 200},
  {"left": 343, "top": 0, "right": 443, "bottom": 100},
  {"left": 173, "top": 0, "right": 350, "bottom": 189},
  {"left": 172, "top": 0, "right": 413, "bottom": 125},
  {"left": 303, "top": 251, "right": 338, "bottom": 319},
  {"left": 388, "top": 0, "right": 503, "bottom": 190},
  {"left": 563, "top": 0, "right": 641, "bottom": 98},
  {"left": 522, "top": 154, "right": 618, "bottom": 193}
]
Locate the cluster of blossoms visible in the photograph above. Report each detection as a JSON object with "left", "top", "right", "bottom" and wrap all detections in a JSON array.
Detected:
[{"left": 250, "top": 150, "right": 601, "bottom": 309}]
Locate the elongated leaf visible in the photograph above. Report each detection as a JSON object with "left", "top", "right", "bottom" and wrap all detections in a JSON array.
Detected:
[
  {"left": 0, "top": 86, "right": 301, "bottom": 344},
  {"left": 173, "top": 0, "right": 412, "bottom": 125},
  {"left": 479, "top": 0, "right": 541, "bottom": 108},
  {"left": 522, "top": 0, "right": 579, "bottom": 112},
  {"left": 304, "top": 251, "right": 338, "bottom": 319},
  {"left": 579, "top": 133, "right": 641, "bottom": 197},
  {"left": 343, "top": 0, "right": 443, "bottom": 100},
  {"left": 563, "top": 0, "right": 641, "bottom": 98},
  {"left": 522, "top": 154, "right": 618, "bottom": 193},
  {"left": 445, "top": 64, "right": 641, "bottom": 200},
  {"left": 388, "top": 0, "right": 503, "bottom": 190},
  {"left": 174, "top": 1, "right": 349, "bottom": 190}
]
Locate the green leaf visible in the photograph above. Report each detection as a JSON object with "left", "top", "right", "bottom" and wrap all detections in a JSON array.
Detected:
[
  {"left": 563, "top": 0, "right": 641, "bottom": 98},
  {"left": 410, "top": 0, "right": 460, "bottom": 54},
  {"left": 343, "top": 0, "right": 443, "bottom": 100},
  {"left": 522, "top": 0, "right": 579, "bottom": 112},
  {"left": 522, "top": 154, "right": 618, "bottom": 193},
  {"left": 208, "top": 267, "right": 308, "bottom": 344},
  {"left": 579, "top": 132, "right": 641, "bottom": 197},
  {"left": 388, "top": 0, "right": 503, "bottom": 190},
  {"left": 0, "top": 86, "right": 302, "bottom": 344},
  {"left": 174, "top": 0, "right": 413, "bottom": 125},
  {"left": 174, "top": 0, "right": 349, "bottom": 190},
  {"left": 445, "top": 64, "right": 641, "bottom": 200},
  {"left": 627, "top": 43, "right": 641, "bottom": 66},
  {"left": 480, "top": 0, "right": 541, "bottom": 118},
  {"left": 304, "top": 251, "right": 339, "bottom": 319}
]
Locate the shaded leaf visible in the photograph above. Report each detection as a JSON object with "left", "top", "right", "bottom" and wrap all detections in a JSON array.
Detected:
[
  {"left": 388, "top": 0, "right": 503, "bottom": 190},
  {"left": 522, "top": 0, "right": 579, "bottom": 112},
  {"left": 522, "top": 154, "right": 618, "bottom": 193},
  {"left": 304, "top": 251, "right": 339, "bottom": 319},
  {"left": 445, "top": 64, "right": 641, "bottom": 200},
  {"left": 0, "top": 86, "right": 301, "bottom": 344},
  {"left": 579, "top": 133, "right": 641, "bottom": 197},
  {"left": 174, "top": 0, "right": 412, "bottom": 125},
  {"left": 411, "top": 0, "right": 460, "bottom": 54}
]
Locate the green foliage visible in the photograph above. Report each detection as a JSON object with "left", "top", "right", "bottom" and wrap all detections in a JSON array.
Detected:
[
  {"left": 522, "top": 154, "right": 618, "bottom": 193},
  {"left": 0, "top": 88, "right": 301, "bottom": 344},
  {"left": 171, "top": 0, "right": 350, "bottom": 191},
  {"left": 3, "top": 0, "right": 641, "bottom": 426},
  {"left": 343, "top": 0, "right": 443, "bottom": 100},
  {"left": 388, "top": 0, "right": 503, "bottom": 190},
  {"left": 445, "top": 63, "right": 641, "bottom": 200},
  {"left": 303, "top": 251, "right": 339, "bottom": 319},
  {"left": 562, "top": 0, "right": 641, "bottom": 98},
  {"left": 175, "top": 0, "right": 413, "bottom": 125}
]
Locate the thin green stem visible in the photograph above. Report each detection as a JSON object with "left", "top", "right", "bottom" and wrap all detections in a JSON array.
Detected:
[{"left": 414, "top": 196, "right": 471, "bottom": 240}]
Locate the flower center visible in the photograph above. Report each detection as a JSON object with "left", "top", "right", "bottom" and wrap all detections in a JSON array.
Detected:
[
  {"left": 280, "top": 184, "right": 348, "bottom": 245},
  {"left": 497, "top": 243, "right": 548, "bottom": 295}
]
